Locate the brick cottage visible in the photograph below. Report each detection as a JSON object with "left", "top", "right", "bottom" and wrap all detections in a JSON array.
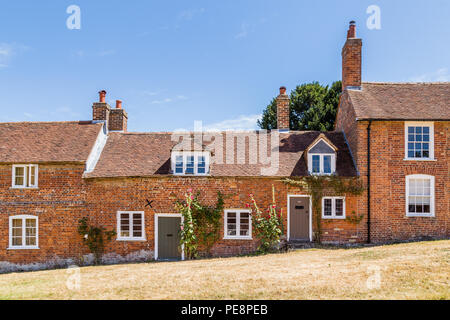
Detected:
[{"left": 1, "top": 22, "right": 449, "bottom": 265}]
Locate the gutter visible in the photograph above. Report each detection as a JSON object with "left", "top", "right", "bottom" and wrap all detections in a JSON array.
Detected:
[
  {"left": 366, "top": 120, "right": 372, "bottom": 244},
  {"left": 356, "top": 118, "right": 450, "bottom": 122}
]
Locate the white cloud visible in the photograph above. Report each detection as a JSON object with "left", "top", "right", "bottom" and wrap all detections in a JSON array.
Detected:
[
  {"left": 173, "top": 114, "right": 262, "bottom": 132},
  {"left": 203, "top": 114, "right": 262, "bottom": 131},
  {"left": 97, "top": 50, "right": 116, "bottom": 57},
  {"left": 0, "top": 43, "right": 29, "bottom": 68},
  {"left": 409, "top": 68, "right": 450, "bottom": 82},
  {"left": 235, "top": 23, "right": 250, "bottom": 39},
  {"left": 151, "top": 95, "right": 189, "bottom": 104},
  {"left": 178, "top": 8, "right": 205, "bottom": 21}
]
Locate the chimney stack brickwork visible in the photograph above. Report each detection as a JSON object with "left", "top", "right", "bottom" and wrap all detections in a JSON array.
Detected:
[
  {"left": 342, "top": 21, "right": 362, "bottom": 91},
  {"left": 108, "top": 108, "right": 128, "bottom": 132},
  {"left": 92, "top": 91, "right": 128, "bottom": 132},
  {"left": 276, "top": 86, "right": 290, "bottom": 131}
]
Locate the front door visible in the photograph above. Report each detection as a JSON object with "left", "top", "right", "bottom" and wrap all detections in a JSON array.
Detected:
[
  {"left": 289, "top": 196, "right": 310, "bottom": 241},
  {"left": 157, "top": 216, "right": 182, "bottom": 260}
]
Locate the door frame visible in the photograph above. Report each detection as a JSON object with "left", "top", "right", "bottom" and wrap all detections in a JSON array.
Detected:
[
  {"left": 287, "top": 195, "right": 312, "bottom": 242},
  {"left": 154, "top": 213, "right": 185, "bottom": 261}
]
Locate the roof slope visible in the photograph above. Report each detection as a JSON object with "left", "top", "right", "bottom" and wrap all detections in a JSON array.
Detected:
[
  {"left": 347, "top": 82, "right": 450, "bottom": 120},
  {"left": 84, "top": 131, "right": 357, "bottom": 178},
  {"left": 0, "top": 121, "right": 103, "bottom": 163}
]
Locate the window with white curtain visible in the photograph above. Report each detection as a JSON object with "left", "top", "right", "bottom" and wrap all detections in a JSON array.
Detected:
[
  {"left": 9, "top": 215, "right": 39, "bottom": 249},
  {"left": 12, "top": 164, "right": 38, "bottom": 188},
  {"left": 406, "top": 175, "right": 435, "bottom": 217}
]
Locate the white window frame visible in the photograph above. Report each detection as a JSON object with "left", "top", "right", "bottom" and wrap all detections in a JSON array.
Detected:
[
  {"left": 116, "top": 211, "right": 146, "bottom": 241},
  {"left": 171, "top": 151, "right": 210, "bottom": 176},
  {"left": 321, "top": 197, "right": 346, "bottom": 219},
  {"left": 223, "top": 209, "right": 252, "bottom": 240},
  {"left": 406, "top": 174, "right": 435, "bottom": 217},
  {"left": 12, "top": 164, "right": 38, "bottom": 188},
  {"left": 404, "top": 122, "right": 435, "bottom": 161},
  {"left": 308, "top": 153, "right": 336, "bottom": 175},
  {"left": 8, "top": 215, "right": 39, "bottom": 250}
]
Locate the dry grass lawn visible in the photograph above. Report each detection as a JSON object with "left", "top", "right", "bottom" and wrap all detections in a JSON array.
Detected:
[{"left": 0, "top": 240, "right": 449, "bottom": 300}]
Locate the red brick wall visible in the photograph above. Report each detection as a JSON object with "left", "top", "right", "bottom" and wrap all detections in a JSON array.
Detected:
[
  {"left": 366, "top": 121, "right": 449, "bottom": 242},
  {"left": 336, "top": 100, "right": 449, "bottom": 243},
  {"left": 0, "top": 164, "right": 91, "bottom": 264},
  {"left": 0, "top": 167, "right": 363, "bottom": 264}
]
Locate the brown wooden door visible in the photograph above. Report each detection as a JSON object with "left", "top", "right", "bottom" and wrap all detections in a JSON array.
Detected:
[
  {"left": 289, "top": 197, "right": 310, "bottom": 240},
  {"left": 158, "top": 216, "right": 182, "bottom": 260}
]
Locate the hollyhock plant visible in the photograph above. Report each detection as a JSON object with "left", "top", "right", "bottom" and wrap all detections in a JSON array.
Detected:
[{"left": 248, "top": 185, "right": 284, "bottom": 253}]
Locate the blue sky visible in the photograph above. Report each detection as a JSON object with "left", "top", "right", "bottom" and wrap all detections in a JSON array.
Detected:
[{"left": 0, "top": 0, "right": 449, "bottom": 131}]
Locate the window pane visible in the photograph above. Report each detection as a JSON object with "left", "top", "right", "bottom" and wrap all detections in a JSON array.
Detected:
[
  {"left": 415, "top": 127, "right": 422, "bottom": 134},
  {"left": 12, "top": 219, "right": 23, "bottom": 246},
  {"left": 186, "top": 156, "right": 194, "bottom": 174},
  {"left": 408, "top": 127, "right": 414, "bottom": 134},
  {"left": 335, "top": 199, "right": 344, "bottom": 216},
  {"left": 323, "top": 199, "right": 332, "bottom": 216},
  {"left": 15, "top": 167, "right": 25, "bottom": 186},
  {"left": 227, "top": 213, "right": 236, "bottom": 236},
  {"left": 423, "top": 127, "right": 429, "bottom": 134},
  {"left": 197, "top": 156, "right": 206, "bottom": 174},
  {"left": 132, "top": 214, "right": 142, "bottom": 237},
  {"left": 29, "top": 166, "right": 36, "bottom": 186},
  {"left": 239, "top": 213, "right": 249, "bottom": 236},
  {"left": 175, "top": 156, "right": 183, "bottom": 173},
  {"left": 120, "top": 214, "right": 130, "bottom": 237},
  {"left": 323, "top": 156, "right": 331, "bottom": 174},
  {"left": 312, "top": 155, "right": 320, "bottom": 173}
]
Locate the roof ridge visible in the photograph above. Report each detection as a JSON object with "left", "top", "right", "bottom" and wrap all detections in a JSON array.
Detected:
[
  {"left": 115, "top": 130, "right": 334, "bottom": 135},
  {"left": 0, "top": 120, "right": 97, "bottom": 125},
  {"left": 362, "top": 81, "right": 450, "bottom": 85}
]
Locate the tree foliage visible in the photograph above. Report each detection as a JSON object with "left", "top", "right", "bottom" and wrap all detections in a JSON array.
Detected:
[{"left": 257, "top": 81, "right": 342, "bottom": 131}]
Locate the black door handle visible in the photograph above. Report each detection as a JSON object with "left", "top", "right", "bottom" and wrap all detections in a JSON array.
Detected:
[{"left": 167, "top": 234, "right": 173, "bottom": 237}]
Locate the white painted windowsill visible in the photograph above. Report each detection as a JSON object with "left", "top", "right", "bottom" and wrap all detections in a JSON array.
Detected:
[
  {"left": 406, "top": 213, "right": 435, "bottom": 218},
  {"left": 10, "top": 187, "right": 39, "bottom": 190},
  {"left": 7, "top": 246, "right": 40, "bottom": 250},
  {"left": 116, "top": 238, "right": 147, "bottom": 242},
  {"left": 223, "top": 236, "right": 253, "bottom": 241},
  {"left": 403, "top": 158, "right": 436, "bottom": 162},
  {"left": 321, "top": 216, "right": 346, "bottom": 220}
]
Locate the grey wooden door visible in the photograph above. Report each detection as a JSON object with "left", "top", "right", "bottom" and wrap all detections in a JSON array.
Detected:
[
  {"left": 158, "top": 216, "right": 182, "bottom": 260},
  {"left": 289, "top": 197, "right": 310, "bottom": 240}
]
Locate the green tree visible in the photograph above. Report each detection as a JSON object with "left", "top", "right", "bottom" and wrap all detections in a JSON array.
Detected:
[{"left": 257, "top": 81, "right": 342, "bottom": 131}]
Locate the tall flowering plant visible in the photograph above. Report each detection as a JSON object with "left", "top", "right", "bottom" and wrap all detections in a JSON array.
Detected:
[
  {"left": 177, "top": 189, "right": 197, "bottom": 259},
  {"left": 247, "top": 185, "right": 284, "bottom": 253}
]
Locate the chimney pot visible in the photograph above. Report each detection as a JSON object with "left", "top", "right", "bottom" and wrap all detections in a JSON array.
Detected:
[
  {"left": 116, "top": 100, "right": 122, "bottom": 109},
  {"left": 99, "top": 90, "right": 107, "bottom": 103},
  {"left": 279, "top": 86, "right": 287, "bottom": 95},
  {"left": 347, "top": 20, "right": 356, "bottom": 39}
]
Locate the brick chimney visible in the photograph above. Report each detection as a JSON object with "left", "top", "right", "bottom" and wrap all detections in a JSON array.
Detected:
[
  {"left": 92, "top": 90, "right": 111, "bottom": 122},
  {"left": 342, "top": 21, "right": 362, "bottom": 91},
  {"left": 276, "top": 86, "right": 290, "bottom": 131},
  {"left": 108, "top": 99, "right": 128, "bottom": 132}
]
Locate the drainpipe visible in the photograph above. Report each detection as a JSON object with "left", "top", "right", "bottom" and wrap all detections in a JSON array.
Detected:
[{"left": 367, "top": 121, "right": 372, "bottom": 243}]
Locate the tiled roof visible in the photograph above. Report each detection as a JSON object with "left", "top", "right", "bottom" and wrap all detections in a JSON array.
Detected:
[
  {"left": 347, "top": 82, "right": 450, "bottom": 120},
  {"left": 84, "top": 131, "right": 357, "bottom": 178},
  {"left": 0, "top": 121, "right": 103, "bottom": 163}
]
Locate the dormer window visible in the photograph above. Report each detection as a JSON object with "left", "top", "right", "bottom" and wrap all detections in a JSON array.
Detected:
[
  {"left": 12, "top": 164, "right": 38, "bottom": 188},
  {"left": 306, "top": 135, "right": 337, "bottom": 176},
  {"left": 171, "top": 152, "right": 210, "bottom": 175}
]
